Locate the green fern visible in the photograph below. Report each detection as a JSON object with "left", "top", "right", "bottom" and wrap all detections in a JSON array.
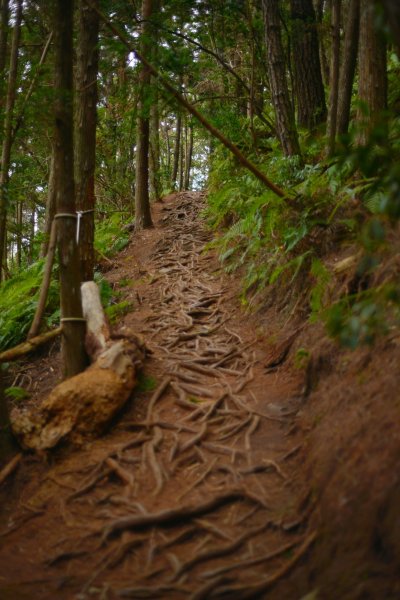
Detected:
[{"left": 309, "top": 258, "right": 331, "bottom": 319}]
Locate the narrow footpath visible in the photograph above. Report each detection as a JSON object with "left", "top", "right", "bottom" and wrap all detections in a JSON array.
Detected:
[{"left": 0, "top": 192, "right": 313, "bottom": 599}]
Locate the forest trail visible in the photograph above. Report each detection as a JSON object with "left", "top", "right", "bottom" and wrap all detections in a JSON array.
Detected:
[{"left": 0, "top": 192, "right": 312, "bottom": 600}]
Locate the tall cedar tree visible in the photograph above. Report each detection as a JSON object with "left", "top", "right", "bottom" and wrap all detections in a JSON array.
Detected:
[
  {"left": 290, "top": 0, "right": 326, "bottom": 129},
  {"left": 0, "top": 0, "right": 9, "bottom": 76},
  {"left": 53, "top": 0, "right": 87, "bottom": 377},
  {"left": 337, "top": 0, "right": 360, "bottom": 135},
  {"left": 0, "top": 0, "right": 22, "bottom": 282},
  {"left": 262, "top": 0, "right": 300, "bottom": 156},
  {"left": 149, "top": 0, "right": 161, "bottom": 201},
  {"left": 75, "top": 0, "right": 99, "bottom": 281},
  {"left": 357, "top": 0, "right": 387, "bottom": 140},
  {"left": 326, "top": 0, "right": 341, "bottom": 155},
  {"left": 134, "top": 0, "right": 153, "bottom": 230}
]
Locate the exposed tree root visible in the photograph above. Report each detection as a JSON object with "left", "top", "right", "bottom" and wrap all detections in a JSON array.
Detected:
[
  {"left": 0, "top": 452, "right": 22, "bottom": 486},
  {"left": 202, "top": 538, "right": 300, "bottom": 578},
  {"left": 209, "top": 531, "right": 317, "bottom": 599},
  {"left": 172, "top": 520, "right": 273, "bottom": 580},
  {"left": 102, "top": 489, "right": 266, "bottom": 539}
]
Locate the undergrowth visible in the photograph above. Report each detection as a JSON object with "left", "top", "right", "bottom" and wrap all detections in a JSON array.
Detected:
[
  {"left": 0, "top": 212, "right": 130, "bottom": 352},
  {"left": 0, "top": 261, "right": 59, "bottom": 351},
  {"left": 207, "top": 119, "right": 400, "bottom": 348}
]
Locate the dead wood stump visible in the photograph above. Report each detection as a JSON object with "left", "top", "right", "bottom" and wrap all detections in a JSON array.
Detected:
[{"left": 10, "top": 282, "right": 146, "bottom": 450}]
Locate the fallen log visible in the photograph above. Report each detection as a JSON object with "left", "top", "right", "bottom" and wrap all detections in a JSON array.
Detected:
[
  {"left": 10, "top": 282, "right": 146, "bottom": 450},
  {"left": 0, "top": 327, "right": 63, "bottom": 364}
]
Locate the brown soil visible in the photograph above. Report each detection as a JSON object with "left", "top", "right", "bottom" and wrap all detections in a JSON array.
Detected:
[{"left": 0, "top": 191, "right": 399, "bottom": 599}]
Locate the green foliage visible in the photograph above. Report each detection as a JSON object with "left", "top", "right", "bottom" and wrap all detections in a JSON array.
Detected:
[
  {"left": 94, "top": 271, "right": 113, "bottom": 306},
  {"left": 0, "top": 261, "right": 59, "bottom": 351},
  {"left": 294, "top": 348, "right": 311, "bottom": 370},
  {"left": 325, "top": 286, "right": 400, "bottom": 349},
  {"left": 105, "top": 300, "right": 133, "bottom": 324},
  {"left": 136, "top": 373, "right": 158, "bottom": 393},
  {"left": 206, "top": 148, "right": 334, "bottom": 307},
  {"left": 4, "top": 386, "right": 30, "bottom": 402},
  {"left": 309, "top": 258, "right": 331, "bottom": 320},
  {"left": 208, "top": 102, "right": 400, "bottom": 350},
  {"left": 0, "top": 224, "right": 120, "bottom": 352},
  {"left": 94, "top": 212, "right": 130, "bottom": 258}
]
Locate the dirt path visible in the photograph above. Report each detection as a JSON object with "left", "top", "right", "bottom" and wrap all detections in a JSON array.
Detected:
[{"left": 0, "top": 192, "right": 313, "bottom": 599}]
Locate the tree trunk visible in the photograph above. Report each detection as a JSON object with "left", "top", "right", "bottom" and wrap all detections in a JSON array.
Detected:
[
  {"left": 171, "top": 111, "right": 182, "bottom": 188},
  {"left": 0, "top": 0, "right": 22, "bottom": 283},
  {"left": 326, "top": 0, "right": 341, "bottom": 155},
  {"left": 184, "top": 124, "right": 193, "bottom": 190},
  {"left": 28, "top": 204, "right": 35, "bottom": 264},
  {"left": 262, "top": 0, "right": 301, "bottom": 156},
  {"left": 149, "top": 87, "right": 161, "bottom": 200},
  {"left": 179, "top": 120, "right": 185, "bottom": 191},
  {"left": 134, "top": 0, "right": 153, "bottom": 230},
  {"left": 290, "top": 0, "right": 327, "bottom": 129},
  {"left": 16, "top": 201, "right": 22, "bottom": 269},
  {"left": 315, "top": 0, "right": 330, "bottom": 85},
  {"left": 357, "top": 0, "right": 387, "bottom": 140},
  {"left": 337, "top": 0, "right": 360, "bottom": 135},
  {"left": 40, "top": 150, "right": 57, "bottom": 257},
  {"left": 74, "top": 0, "right": 99, "bottom": 281},
  {"left": 53, "top": 0, "right": 88, "bottom": 378},
  {"left": 0, "top": 0, "right": 9, "bottom": 77},
  {"left": 28, "top": 219, "right": 58, "bottom": 339},
  {"left": 149, "top": 0, "right": 161, "bottom": 201}
]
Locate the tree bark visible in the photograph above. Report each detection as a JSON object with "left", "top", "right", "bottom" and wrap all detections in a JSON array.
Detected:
[
  {"left": 28, "top": 219, "right": 58, "bottom": 339},
  {"left": 357, "top": 0, "right": 387, "bottom": 141},
  {"left": 314, "top": 0, "right": 330, "bottom": 85},
  {"left": 0, "top": 0, "right": 9, "bottom": 77},
  {"left": 262, "top": 0, "right": 301, "bottom": 157},
  {"left": 290, "top": 0, "right": 327, "bottom": 129},
  {"left": 15, "top": 201, "right": 22, "bottom": 269},
  {"left": 326, "top": 0, "right": 341, "bottom": 155},
  {"left": 0, "top": 0, "right": 22, "bottom": 282},
  {"left": 179, "top": 119, "right": 185, "bottom": 191},
  {"left": 171, "top": 111, "right": 182, "bottom": 189},
  {"left": 184, "top": 124, "right": 193, "bottom": 190},
  {"left": 149, "top": 0, "right": 161, "bottom": 201},
  {"left": 149, "top": 87, "right": 161, "bottom": 200},
  {"left": 134, "top": 0, "right": 153, "bottom": 230},
  {"left": 74, "top": 0, "right": 99, "bottom": 282},
  {"left": 337, "top": 0, "right": 360, "bottom": 135},
  {"left": 53, "top": 0, "right": 88, "bottom": 378},
  {"left": 40, "top": 150, "right": 57, "bottom": 257}
]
